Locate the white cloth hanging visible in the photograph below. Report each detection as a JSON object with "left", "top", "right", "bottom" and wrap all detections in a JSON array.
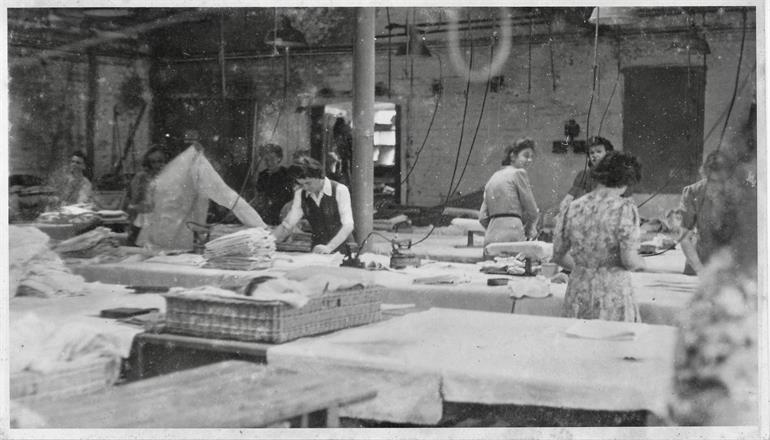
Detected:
[{"left": 137, "top": 145, "right": 266, "bottom": 251}]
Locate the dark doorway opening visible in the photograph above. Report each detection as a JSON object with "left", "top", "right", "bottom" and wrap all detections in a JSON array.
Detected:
[{"left": 622, "top": 66, "right": 706, "bottom": 193}]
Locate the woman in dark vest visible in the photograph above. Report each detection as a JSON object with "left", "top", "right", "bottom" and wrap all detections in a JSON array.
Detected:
[{"left": 273, "top": 156, "right": 355, "bottom": 254}]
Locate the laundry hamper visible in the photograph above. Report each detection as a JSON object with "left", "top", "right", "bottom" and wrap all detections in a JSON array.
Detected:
[{"left": 162, "top": 285, "right": 382, "bottom": 343}]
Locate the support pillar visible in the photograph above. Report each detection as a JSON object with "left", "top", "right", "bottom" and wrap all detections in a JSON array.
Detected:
[{"left": 351, "top": 7, "right": 375, "bottom": 249}]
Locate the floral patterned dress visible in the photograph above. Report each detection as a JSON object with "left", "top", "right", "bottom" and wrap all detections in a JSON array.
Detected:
[{"left": 554, "top": 188, "right": 641, "bottom": 322}]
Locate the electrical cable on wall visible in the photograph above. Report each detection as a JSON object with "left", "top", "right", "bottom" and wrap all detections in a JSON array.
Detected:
[
  {"left": 585, "top": 7, "right": 600, "bottom": 140},
  {"left": 444, "top": 10, "right": 475, "bottom": 206},
  {"left": 717, "top": 7, "right": 747, "bottom": 151},
  {"left": 703, "top": 63, "right": 754, "bottom": 143},
  {"left": 450, "top": 36, "right": 494, "bottom": 196},
  {"left": 408, "top": 9, "right": 480, "bottom": 248},
  {"left": 578, "top": 8, "right": 601, "bottom": 191},
  {"left": 400, "top": 53, "right": 443, "bottom": 186}
]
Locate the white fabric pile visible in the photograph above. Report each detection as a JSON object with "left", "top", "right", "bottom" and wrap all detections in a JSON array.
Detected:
[
  {"left": 478, "top": 254, "right": 529, "bottom": 276},
  {"left": 37, "top": 203, "right": 98, "bottom": 224},
  {"left": 167, "top": 274, "right": 363, "bottom": 309},
  {"left": 11, "top": 313, "right": 122, "bottom": 375},
  {"left": 203, "top": 227, "right": 275, "bottom": 270},
  {"left": 168, "top": 280, "right": 311, "bottom": 308},
  {"left": 483, "top": 241, "right": 553, "bottom": 261},
  {"left": 54, "top": 227, "right": 120, "bottom": 259},
  {"left": 10, "top": 226, "right": 86, "bottom": 298}
]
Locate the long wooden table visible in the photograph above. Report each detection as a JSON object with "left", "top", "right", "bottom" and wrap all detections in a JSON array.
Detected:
[
  {"left": 268, "top": 308, "right": 679, "bottom": 425},
  {"left": 71, "top": 252, "right": 695, "bottom": 326},
  {"left": 25, "top": 360, "right": 377, "bottom": 428}
]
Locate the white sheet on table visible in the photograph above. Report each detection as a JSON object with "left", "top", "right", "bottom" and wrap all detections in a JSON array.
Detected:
[
  {"left": 144, "top": 254, "right": 207, "bottom": 267},
  {"left": 268, "top": 308, "right": 678, "bottom": 421},
  {"left": 10, "top": 282, "right": 165, "bottom": 361}
]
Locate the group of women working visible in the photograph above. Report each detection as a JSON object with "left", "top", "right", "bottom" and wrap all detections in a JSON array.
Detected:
[
  {"left": 478, "top": 134, "right": 751, "bottom": 324},
  {"left": 118, "top": 138, "right": 355, "bottom": 254},
  {"left": 53, "top": 127, "right": 748, "bottom": 327}
]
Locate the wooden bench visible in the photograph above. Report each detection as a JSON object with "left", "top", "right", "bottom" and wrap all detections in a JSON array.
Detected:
[{"left": 26, "top": 360, "right": 377, "bottom": 428}]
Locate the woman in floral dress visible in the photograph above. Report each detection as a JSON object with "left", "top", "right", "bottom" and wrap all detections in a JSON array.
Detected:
[{"left": 553, "top": 151, "right": 645, "bottom": 321}]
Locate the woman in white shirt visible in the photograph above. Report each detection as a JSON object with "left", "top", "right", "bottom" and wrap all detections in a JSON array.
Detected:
[{"left": 273, "top": 156, "right": 355, "bottom": 254}]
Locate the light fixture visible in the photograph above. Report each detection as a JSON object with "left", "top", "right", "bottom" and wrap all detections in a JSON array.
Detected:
[
  {"left": 588, "top": 7, "right": 636, "bottom": 26},
  {"left": 670, "top": 25, "right": 711, "bottom": 55},
  {"left": 264, "top": 16, "right": 307, "bottom": 49},
  {"left": 396, "top": 25, "right": 431, "bottom": 57}
]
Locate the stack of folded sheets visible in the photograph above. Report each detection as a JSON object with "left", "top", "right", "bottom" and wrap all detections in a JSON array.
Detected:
[{"left": 203, "top": 227, "right": 275, "bottom": 270}]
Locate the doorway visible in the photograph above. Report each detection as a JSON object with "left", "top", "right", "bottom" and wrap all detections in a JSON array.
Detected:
[
  {"left": 309, "top": 102, "right": 402, "bottom": 205},
  {"left": 622, "top": 66, "right": 706, "bottom": 193}
]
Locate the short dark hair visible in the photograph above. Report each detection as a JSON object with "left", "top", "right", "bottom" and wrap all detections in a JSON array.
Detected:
[
  {"left": 288, "top": 156, "right": 324, "bottom": 179},
  {"left": 502, "top": 137, "right": 535, "bottom": 166},
  {"left": 588, "top": 136, "right": 614, "bottom": 152},
  {"left": 590, "top": 151, "right": 641, "bottom": 188},
  {"left": 261, "top": 143, "right": 284, "bottom": 159},
  {"left": 141, "top": 145, "right": 167, "bottom": 169}
]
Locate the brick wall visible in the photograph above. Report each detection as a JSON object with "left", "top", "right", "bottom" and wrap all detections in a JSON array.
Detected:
[{"left": 149, "top": 10, "right": 755, "bottom": 220}]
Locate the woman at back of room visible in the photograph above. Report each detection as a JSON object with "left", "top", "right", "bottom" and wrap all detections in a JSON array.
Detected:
[{"left": 478, "top": 137, "right": 540, "bottom": 250}]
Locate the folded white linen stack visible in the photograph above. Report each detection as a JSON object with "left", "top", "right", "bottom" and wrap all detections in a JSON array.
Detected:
[
  {"left": 169, "top": 280, "right": 311, "bottom": 308},
  {"left": 564, "top": 319, "right": 646, "bottom": 341},
  {"left": 203, "top": 227, "right": 276, "bottom": 270}
]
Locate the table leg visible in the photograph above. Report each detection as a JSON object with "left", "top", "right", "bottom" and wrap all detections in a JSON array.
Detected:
[
  {"left": 510, "top": 299, "right": 517, "bottom": 314},
  {"left": 136, "top": 340, "right": 145, "bottom": 379},
  {"left": 325, "top": 406, "right": 340, "bottom": 428},
  {"left": 300, "top": 413, "right": 310, "bottom": 428}
]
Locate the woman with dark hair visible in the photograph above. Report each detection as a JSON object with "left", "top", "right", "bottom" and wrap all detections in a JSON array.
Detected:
[
  {"left": 272, "top": 156, "right": 355, "bottom": 254},
  {"left": 254, "top": 143, "right": 294, "bottom": 226},
  {"left": 57, "top": 151, "right": 93, "bottom": 206},
  {"left": 478, "top": 137, "right": 539, "bottom": 247},
  {"left": 553, "top": 151, "right": 646, "bottom": 321},
  {"left": 561, "top": 136, "right": 616, "bottom": 208},
  {"left": 125, "top": 145, "right": 167, "bottom": 246}
]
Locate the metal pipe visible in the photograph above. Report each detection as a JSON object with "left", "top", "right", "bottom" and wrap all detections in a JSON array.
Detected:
[
  {"left": 352, "top": 7, "right": 375, "bottom": 249},
  {"left": 86, "top": 50, "right": 98, "bottom": 177},
  {"left": 154, "top": 23, "right": 754, "bottom": 64}
]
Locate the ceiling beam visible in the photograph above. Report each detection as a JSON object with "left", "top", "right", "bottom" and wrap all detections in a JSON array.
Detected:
[{"left": 10, "top": 9, "right": 214, "bottom": 68}]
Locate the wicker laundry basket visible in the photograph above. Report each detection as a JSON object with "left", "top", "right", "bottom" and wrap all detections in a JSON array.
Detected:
[{"left": 163, "top": 285, "right": 382, "bottom": 343}]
